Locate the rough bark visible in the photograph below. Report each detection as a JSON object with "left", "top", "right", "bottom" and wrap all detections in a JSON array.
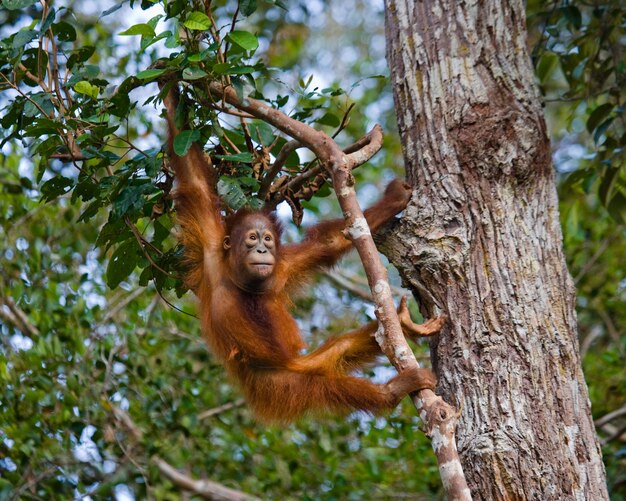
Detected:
[{"left": 383, "top": 0, "right": 609, "bottom": 499}]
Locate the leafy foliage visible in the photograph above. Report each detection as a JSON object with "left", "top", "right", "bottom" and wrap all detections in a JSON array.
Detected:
[
  {"left": 527, "top": 2, "right": 626, "bottom": 496},
  {"left": 528, "top": 0, "right": 626, "bottom": 224}
]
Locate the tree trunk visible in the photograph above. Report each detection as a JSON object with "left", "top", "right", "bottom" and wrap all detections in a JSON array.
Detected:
[{"left": 383, "top": 0, "right": 609, "bottom": 499}]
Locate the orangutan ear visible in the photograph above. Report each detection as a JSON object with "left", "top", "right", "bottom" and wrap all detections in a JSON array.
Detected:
[{"left": 223, "top": 236, "right": 231, "bottom": 250}]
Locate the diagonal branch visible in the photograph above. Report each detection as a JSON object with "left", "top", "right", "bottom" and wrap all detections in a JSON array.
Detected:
[
  {"left": 110, "top": 405, "right": 259, "bottom": 501},
  {"left": 153, "top": 458, "right": 260, "bottom": 501},
  {"left": 0, "top": 297, "right": 40, "bottom": 337}
]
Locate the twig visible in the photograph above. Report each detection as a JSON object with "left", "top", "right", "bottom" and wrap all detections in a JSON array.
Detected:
[
  {"left": 17, "top": 62, "right": 51, "bottom": 93},
  {"left": 97, "top": 287, "right": 146, "bottom": 327},
  {"left": 323, "top": 271, "right": 373, "bottom": 301},
  {"left": 336, "top": 269, "right": 408, "bottom": 298},
  {"left": 257, "top": 139, "right": 301, "bottom": 200},
  {"left": 331, "top": 102, "right": 355, "bottom": 139},
  {"left": 574, "top": 234, "right": 616, "bottom": 284},
  {"left": 1, "top": 297, "right": 40, "bottom": 337},
  {"left": 595, "top": 404, "right": 626, "bottom": 428},
  {"left": 268, "top": 133, "right": 382, "bottom": 205},
  {"left": 600, "top": 423, "right": 626, "bottom": 446},
  {"left": 198, "top": 398, "right": 246, "bottom": 420},
  {"left": 596, "top": 307, "right": 623, "bottom": 349}
]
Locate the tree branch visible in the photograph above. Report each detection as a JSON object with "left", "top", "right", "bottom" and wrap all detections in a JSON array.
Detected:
[
  {"left": 110, "top": 405, "right": 259, "bottom": 500},
  {"left": 198, "top": 398, "right": 245, "bottom": 421},
  {"left": 152, "top": 457, "right": 260, "bottom": 501},
  {"left": 595, "top": 404, "right": 626, "bottom": 428},
  {"left": 0, "top": 297, "right": 40, "bottom": 337}
]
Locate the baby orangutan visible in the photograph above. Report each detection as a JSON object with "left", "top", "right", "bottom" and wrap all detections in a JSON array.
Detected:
[{"left": 164, "top": 88, "right": 444, "bottom": 423}]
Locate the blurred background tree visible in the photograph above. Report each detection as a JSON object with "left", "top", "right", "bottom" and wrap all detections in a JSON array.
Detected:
[{"left": 0, "top": 0, "right": 624, "bottom": 499}]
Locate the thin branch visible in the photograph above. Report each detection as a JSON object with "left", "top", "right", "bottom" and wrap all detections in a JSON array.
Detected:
[
  {"left": 600, "top": 423, "right": 626, "bottom": 446},
  {"left": 97, "top": 287, "right": 145, "bottom": 327},
  {"left": 323, "top": 271, "right": 373, "bottom": 301},
  {"left": 268, "top": 133, "right": 384, "bottom": 206},
  {"left": 257, "top": 139, "right": 301, "bottom": 200},
  {"left": 206, "top": 102, "right": 255, "bottom": 119},
  {"left": 17, "top": 62, "right": 51, "bottom": 93},
  {"left": 331, "top": 102, "right": 355, "bottom": 139},
  {"left": 221, "top": 3, "right": 240, "bottom": 62},
  {"left": 0, "top": 297, "right": 40, "bottom": 337},
  {"left": 0, "top": 304, "right": 25, "bottom": 334},
  {"left": 0, "top": 72, "right": 51, "bottom": 118},
  {"left": 198, "top": 398, "right": 245, "bottom": 420},
  {"left": 580, "top": 325, "right": 603, "bottom": 358},
  {"left": 596, "top": 307, "right": 623, "bottom": 348},
  {"left": 110, "top": 405, "right": 144, "bottom": 441},
  {"left": 595, "top": 404, "right": 626, "bottom": 428},
  {"left": 240, "top": 118, "right": 254, "bottom": 153},
  {"left": 124, "top": 216, "right": 170, "bottom": 276},
  {"left": 110, "top": 405, "right": 258, "bottom": 501},
  {"left": 574, "top": 234, "right": 616, "bottom": 284},
  {"left": 153, "top": 457, "right": 260, "bottom": 501},
  {"left": 329, "top": 269, "right": 409, "bottom": 299}
]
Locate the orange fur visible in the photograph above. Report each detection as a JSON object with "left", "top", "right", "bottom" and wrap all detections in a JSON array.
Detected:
[{"left": 163, "top": 87, "right": 438, "bottom": 424}]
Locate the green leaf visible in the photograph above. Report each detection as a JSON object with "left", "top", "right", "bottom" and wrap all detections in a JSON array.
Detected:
[
  {"left": 231, "top": 74, "right": 256, "bottom": 101},
  {"left": 217, "top": 178, "right": 247, "bottom": 210},
  {"left": 106, "top": 240, "right": 139, "bottom": 289},
  {"left": 77, "top": 199, "right": 104, "bottom": 222},
  {"left": 173, "top": 130, "right": 200, "bottom": 156},
  {"left": 12, "top": 29, "right": 37, "bottom": 49},
  {"left": 586, "top": 103, "right": 613, "bottom": 134},
  {"left": 213, "top": 62, "right": 231, "bottom": 74},
  {"left": 183, "top": 11, "right": 211, "bottom": 31},
  {"left": 40, "top": 176, "right": 74, "bottom": 202},
  {"left": 22, "top": 118, "right": 65, "bottom": 137},
  {"left": 606, "top": 191, "right": 626, "bottom": 225},
  {"left": 536, "top": 52, "right": 559, "bottom": 83},
  {"left": 136, "top": 68, "right": 167, "bottom": 80},
  {"left": 40, "top": 7, "right": 56, "bottom": 33},
  {"left": 226, "top": 65, "right": 255, "bottom": 75},
  {"left": 227, "top": 30, "right": 259, "bottom": 51},
  {"left": 598, "top": 167, "right": 620, "bottom": 206},
  {"left": 593, "top": 118, "right": 614, "bottom": 144},
  {"left": 561, "top": 5, "right": 582, "bottom": 29},
  {"left": 96, "top": 220, "right": 132, "bottom": 251},
  {"left": 215, "top": 152, "right": 254, "bottom": 163},
  {"left": 182, "top": 67, "right": 208, "bottom": 80},
  {"left": 74, "top": 81, "right": 99, "bottom": 99},
  {"left": 113, "top": 182, "right": 156, "bottom": 219},
  {"left": 119, "top": 24, "right": 155, "bottom": 37},
  {"left": 67, "top": 46, "right": 95, "bottom": 70},
  {"left": 240, "top": 0, "right": 257, "bottom": 16},
  {"left": 316, "top": 112, "right": 340, "bottom": 127},
  {"left": 1, "top": 0, "right": 38, "bottom": 9},
  {"left": 52, "top": 21, "right": 76, "bottom": 42},
  {"left": 249, "top": 121, "right": 274, "bottom": 146},
  {"left": 23, "top": 92, "right": 54, "bottom": 117}
]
